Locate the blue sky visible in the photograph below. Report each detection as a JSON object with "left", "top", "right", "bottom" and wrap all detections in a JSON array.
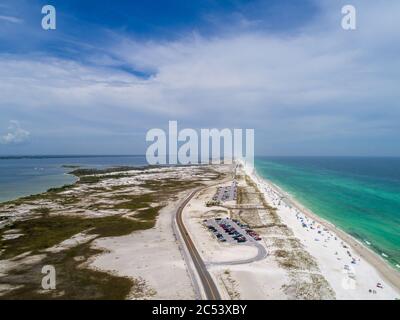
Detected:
[{"left": 0, "top": 0, "right": 399, "bottom": 156}]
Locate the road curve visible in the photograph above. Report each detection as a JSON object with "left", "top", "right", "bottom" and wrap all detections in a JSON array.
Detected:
[
  {"left": 175, "top": 188, "right": 221, "bottom": 300},
  {"left": 208, "top": 241, "right": 267, "bottom": 266}
]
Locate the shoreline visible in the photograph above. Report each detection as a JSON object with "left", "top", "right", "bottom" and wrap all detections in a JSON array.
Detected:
[
  {"left": 0, "top": 155, "right": 149, "bottom": 204},
  {"left": 243, "top": 163, "right": 400, "bottom": 293},
  {"left": 1, "top": 164, "right": 227, "bottom": 299},
  {"left": 0, "top": 163, "right": 203, "bottom": 205},
  {"left": 2, "top": 160, "right": 399, "bottom": 299},
  {"left": 0, "top": 170, "right": 77, "bottom": 205},
  {"left": 0, "top": 164, "right": 150, "bottom": 205}
]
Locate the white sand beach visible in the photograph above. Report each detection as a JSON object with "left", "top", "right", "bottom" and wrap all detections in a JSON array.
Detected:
[
  {"left": 244, "top": 163, "right": 400, "bottom": 299},
  {"left": 180, "top": 162, "right": 400, "bottom": 300},
  {"left": 1, "top": 162, "right": 398, "bottom": 300}
]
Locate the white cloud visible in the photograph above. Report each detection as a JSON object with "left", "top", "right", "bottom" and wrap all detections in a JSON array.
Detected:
[
  {"left": 0, "top": 15, "right": 23, "bottom": 24},
  {"left": 0, "top": 120, "right": 30, "bottom": 144},
  {"left": 0, "top": 0, "right": 399, "bottom": 154}
]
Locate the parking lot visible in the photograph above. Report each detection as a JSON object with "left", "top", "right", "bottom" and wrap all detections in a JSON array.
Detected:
[
  {"left": 204, "top": 217, "right": 262, "bottom": 244},
  {"left": 212, "top": 181, "right": 237, "bottom": 202}
]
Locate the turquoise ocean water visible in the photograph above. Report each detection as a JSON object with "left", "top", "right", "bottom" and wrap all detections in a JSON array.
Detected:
[
  {"left": 1, "top": 155, "right": 399, "bottom": 270},
  {"left": 255, "top": 157, "right": 400, "bottom": 270}
]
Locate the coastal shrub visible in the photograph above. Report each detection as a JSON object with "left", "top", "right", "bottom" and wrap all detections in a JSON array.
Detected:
[
  {"left": 206, "top": 200, "right": 221, "bottom": 207},
  {"left": 1, "top": 243, "right": 135, "bottom": 300},
  {"left": 0, "top": 165, "right": 218, "bottom": 299},
  {"left": 0, "top": 215, "right": 156, "bottom": 259},
  {"left": 134, "top": 206, "right": 163, "bottom": 221},
  {"left": 47, "top": 184, "right": 73, "bottom": 193},
  {"left": 32, "top": 206, "right": 51, "bottom": 215}
]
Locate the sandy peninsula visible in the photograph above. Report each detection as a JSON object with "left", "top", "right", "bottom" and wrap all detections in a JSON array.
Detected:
[
  {"left": 180, "top": 162, "right": 400, "bottom": 300},
  {"left": 0, "top": 161, "right": 399, "bottom": 300},
  {"left": 246, "top": 164, "right": 400, "bottom": 299},
  {"left": 0, "top": 164, "right": 230, "bottom": 299}
]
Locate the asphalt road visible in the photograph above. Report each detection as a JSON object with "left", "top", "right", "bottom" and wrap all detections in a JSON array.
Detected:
[{"left": 175, "top": 188, "right": 222, "bottom": 300}]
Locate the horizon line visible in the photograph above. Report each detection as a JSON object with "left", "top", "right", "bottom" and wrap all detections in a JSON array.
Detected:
[{"left": 1, "top": 154, "right": 400, "bottom": 159}]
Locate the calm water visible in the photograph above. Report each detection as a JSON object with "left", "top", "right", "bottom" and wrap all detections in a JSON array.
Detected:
[
  {"left": 255, "top": 157, "right": 400, "bottom": 269},
  {"left": 0, "top": 155, "right": 147, "bottom": 203}
]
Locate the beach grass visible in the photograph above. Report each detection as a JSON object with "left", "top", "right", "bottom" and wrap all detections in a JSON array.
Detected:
[
  {"left": 0, "top": 165, "right": 223, "bottom": 299},
  {"left": 0, "top": 215, "right": 153, "bottom": 260},
  {"left": 1, "top": 243, "right": 136, "bottom": 300}
]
